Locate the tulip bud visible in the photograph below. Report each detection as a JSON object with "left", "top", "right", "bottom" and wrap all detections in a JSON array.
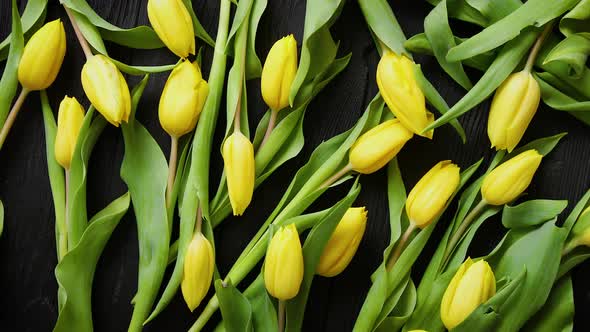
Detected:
[
  {"left": 441, "top": 258, "right": 496, "bottom": 330},
  {"left": 376, "top": 52, "right": 433, "bottom": 138},
  {"left": 488, "top": 71, "right": 541, "bottom": 152},
  {"left": 18, "top": 19, "right": 66, "bottom": 91},
  {"left": 81, "top": 55, "right": 131, "bottom": 127},
  {"left": 181, "top": 233, "right": 214, "bottom": 311},
  {"left": 317, "top": 207, "right": 368, "bottom": 277},
  {"left": 159, "top": 61, "right": 209, "bottom": 137},
  {"left": 223, "top": 132, "right": 255, "bottom": 216},
  {"left": 55, "top": 97, "right": 85, "bottom": 169},
  {"left": 406, "top": 161, "right": 460, "bottom": 229},
  {"left": 349, "top": 119, "right": 413, "bottom": 174},
  {"left": 264, "top": 224, "right": 304, "bottom": 300},
  {"left": 261, "top": 35, "right": 298, "bottom": 111},
  {"left": 481, "top": 149, "right": 542, "bottom": 206},
  {"left": 147, "top": 0, "right": 195, "bottom": 58},
  {"left": 569, "top": 206, "right": 590, "bottom": 247}
]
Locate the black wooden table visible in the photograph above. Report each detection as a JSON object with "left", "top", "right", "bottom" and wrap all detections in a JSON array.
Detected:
[{"left": 1, "top": 1, "right": 589, "bottom": 331}]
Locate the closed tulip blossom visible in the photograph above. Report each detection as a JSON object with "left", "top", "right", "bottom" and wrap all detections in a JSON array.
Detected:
[
  {"left": 376, "top": 52, "right": 433, "bottom": 137},
  {"left": 317, "top": 207, "right": 368, "bottom": 277},
  {"left": 181, "top": 233, "right": 215, "bottom": 311},
  {"left": 18, "top": 19, "right": 67, "bottom": 91},
  {"left": 441, "top": 258, "right": 496, "bottom": 329},
  {"left": 563, "top": 207, "right": 590, "bottom": 255},
  {"left": 147, "top": 0, "right": 196, "bottom": 58},
  {"left": 223, "top": 132, "right": 255, "bottom": 216},
  {"left": 349, "top": 119, "right": 413, "bottom": 174},
  {"left": 159, "top": 61, "right": 209, "bottom": 138},
  {"left": 81, "top": 55, "right": 131, "bottom": 127},
  {"left": 481, "top": 149, "right": 542, "bottom": 206},
  {"left": 406, "top": 161, "right": 460, "bottom": 228},
  {"left": 488, "top": 71, "right": 541, "bottom": 152},
  {"left": 264, "top": 224, "right": 304, "bottom": 300},
  {"left": 55, "top": 97, "right": 85, "bottom": 169}
]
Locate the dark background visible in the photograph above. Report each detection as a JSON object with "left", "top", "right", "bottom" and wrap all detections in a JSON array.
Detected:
[{"left": 1, "top": 0, "right": 590, "bottom": 331}]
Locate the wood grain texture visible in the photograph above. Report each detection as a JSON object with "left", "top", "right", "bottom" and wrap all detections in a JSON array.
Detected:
[{"left": 1, "top": 0, "right": 589, "bottom": 331}]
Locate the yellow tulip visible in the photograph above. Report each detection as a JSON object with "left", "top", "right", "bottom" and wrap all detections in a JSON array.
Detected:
[
  {"left": 147, "top": 0, "right": 195, "bottom": 58},
  {"left": 406, "top": 161, "right": 460, "bottom": 229},
  {"left": 261, "top": 35, "right": 298, "bottom": 111},
  {"left": 569, "top": 206, "right": 590, "bottom": 247},
  {"left": 488, "top": 71, "right": 541, "bottom": 152},
  {"left": 317, "top": 207, "right": 368, "bottom": 277},
  {"left": 81, "top": 55, "right": 131, "bottom": 127},
  {"left": 55, "top": 97, "right": 85, "bottom": 169},
  {"left": 223, "top": 132, "right": 255, "bottom": 216},
  {"left": 159, "top": 61, "right": 209, "bottom": 137},
  {"left": 264, "top": 224, "right": 304, "bottom": 300},
  {"left": 181, "top": 233, "right": 214, "bottom": 311},
  {"left": 18, "top": 19, "right": 66, "bottom": 91},
  {"left": 441, "top": 258, "right": 496, "bottom": 330},
  {"left": 481, "top": 149, "right": 542, "bottom": 205},
  {"left": 349, "top": 119, "right": 413, "bottom": 174},
  {"left": 376, "top": 52, "right": 433, "bottom": 138}
]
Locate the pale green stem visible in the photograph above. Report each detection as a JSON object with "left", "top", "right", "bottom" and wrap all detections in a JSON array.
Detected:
[
  {"left": 64, "top": 6, "right": 93, "bottom": 59},
  {"left": 442, "top": 200, "right": 488, "bottom": 267},
  {"left": 259, "top": 109, "right": 279, "bottom": 150},
  {"left": 524, "top": 21, "right": 554, "bottom": 72},
  {"left": 0, "top": 88, "right": 30, "bottom": 150},
  {"left": 166, "top": 135, "right": 178, "bottom": 207},
  {"left": 278, "top": 300, "right": 286, "bottom": 332},
  {"left": 386, "top": 223, "right": 417, "bottom": 271}
]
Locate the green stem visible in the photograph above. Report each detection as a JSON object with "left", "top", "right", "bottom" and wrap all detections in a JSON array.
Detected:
[
  {"left": 59, "top": 169, "right": 71, "bottom": 260},
  {"left": 64, "top": 6, "right": 93, "bottom": 60},
  {"left": 319, "top": 163, "right": 353, "bottom": 189},
  {"left": 524, "top": 21, "right": 554, "bottom": 72},
  {"left": 166, "top": 135, "right": 178, "bottom": 207},
  {"left": 278, "top": 300, "right": 286, "bottom": 332},
  {"left": 442, "top": 200, "right": 488, "bottom": 267},
  {"left": 0, "top": 88, "right": 30, "bottom": 150},
  {"left": 385, "top": 223, "right": 417, "bottom": 271},
  {"left": 259, "top": 109, "right": 279, "bottom": 150},
  {"left": 232, "top": 8, "right": 251, "bottom": 135}
]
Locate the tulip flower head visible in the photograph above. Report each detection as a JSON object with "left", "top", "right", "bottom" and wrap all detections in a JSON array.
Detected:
[
  {"left": 317, "top": 207, "right": 368, "bottom": 277},
  {"left": 55, "top": 97, "right": 85, "bottom": 169},
  {"left": 261, "top": 35, "right": 298, "bottom": 111},
  {"left": 223, "top": 132, "right": 255, "bottom": 216},
  {"left": 441, "top": 258, "right": 496, "bottom": 330},
  {"left": 18, "top": 19, "right": 66, "bottom": 91},
  {"left": 376, "top": 52, "right": 433, "bottom": 138},
  {"left": 159, "top": 61, "right": 209, "bottom": 137},
  {"left": 569, "top": 206, "right": 590, "bottom": 247},
  {"left": 349, "top": 119, "right": 413, "bottom": 174},
  {"left": 488, "top": 71, "right": 541, "bottom": 152},
  {"left": 81, "top": 55, "right": 131, "bottom": 127},
  {"left": 406, "top": 161, "right": 460, "bottom": 229},
  {"left": 181, "top": 233, "right": 214, "bottom": 311},
  {"left": 481, "top": 149, "right": 542, "bottom": 205},
  {"left": 264, "top": 224, "right": 304, "bottom": 300},
  {"left": 147, "top": 0, "right": 196, "bottom": 58}
]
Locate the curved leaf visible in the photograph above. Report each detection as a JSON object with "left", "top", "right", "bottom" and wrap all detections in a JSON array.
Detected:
[
  {"left": 358, "top": 0, "right": 408, "bottom": 55},
  {"left": 523, "top": 276, "right": 574, "bottom": 332},
  {"left": 215, "top": 279, "right": 253, "bottom": 332},
  {"left": 502, "top": 199, "right": 568, "bottom": 229},
  {"left": 182, "top": 0, "right": 215, "bottom": 47},
  {"left": 0, "top": 0, "right": 48, "bottom": 61},
  {"left": 0, "top": 0, "right": 24, "bottom": 128},
  {"left": 447, "top": 0, "right": 580, "bottom": 61},
  {"left": 560, "top": 0, "right": 590, "bottom": 38},
  {"left": 120, "top": 77, "right": 170, "bottom": 332},
  {"left": 543, "top": 34, "right": 590, "bottom": 79},
  {"left": 374, "top": 280, "right": 417, "bottom": 332},
  {"left": 424, "top": 1, "right": 472, "bottom": 90},
  {"left": 54, "top": 193, "right": 130, "bottom": 332}
]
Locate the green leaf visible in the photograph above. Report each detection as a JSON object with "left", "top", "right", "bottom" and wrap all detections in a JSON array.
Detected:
[
  {"left": 414, "top": 66, "right": 466, "bottom": 142},
  {"left": 522, "top": 275, "right": 574, "bottom": 332},
  {"left": 68, "top": 109, "right": 107, "bottom": 248},
  {"left": 447, "top": 0, "right": 580, "bottom": 61},
  {"left": 289, "top": 0, "right": 345, "bottom": 104},
  {"left": 558, "top": 189, "right": 590, "bottom": 277},
  {"left": 0, "top": 0, "right": 24, "bottom": 128},
  {"left": 507, "top": 132, "right": 567, "bottom": 158},
  {"left": 40, "top": 91, "right": 66, "bottom": 258},
  {"left": 427, "top": 29, "right": 538, "bottom": 131},
  {"left": 0, "top": 0, "right": 48, "bottom": 61},
  {"left": 426, "top": 0, "right": 487, "bottom": 27},
  {"left": 358, "top": 0, "right": 408, "bottom": 55},
  {"left": 214, "top": 279, "right": 253, "bottom": 332},
  {"left": 54, "top": 193, "right": 130, "bottom": 332},
  {"left": 543, "top": 34, "right": 590, "bottom": 79},
  {"left": 373, "top": 280, "right": 417, "bottom": 332},
  {"left": 424, "top": 1, "right": 473, "bottom": 90},
  {"left": 560, "top": 0, "right": 590, "bottom": 38},
  {"left": 502, "top": 200, "right": 568, "bottom": 228},
  {"left": 286, "top": 183, "right": 361, "bottom": 331},
  {"left": 120, "top": 77, "right": 170, "bottom": 332},
  {"left": 536, "top": 74, "right": 590, "bottom": 125},
  {"left": 148, "top": 0, "right": 232, "bottom": 321},
  {"left": 182, "top": 0, "right": 215, "bottom": 47},
  {"left": 110, "top": 58, "right": 177, "bottom": 76},
  {"left": 61, "top": 0, "right": 163, "bottom": 49}
]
